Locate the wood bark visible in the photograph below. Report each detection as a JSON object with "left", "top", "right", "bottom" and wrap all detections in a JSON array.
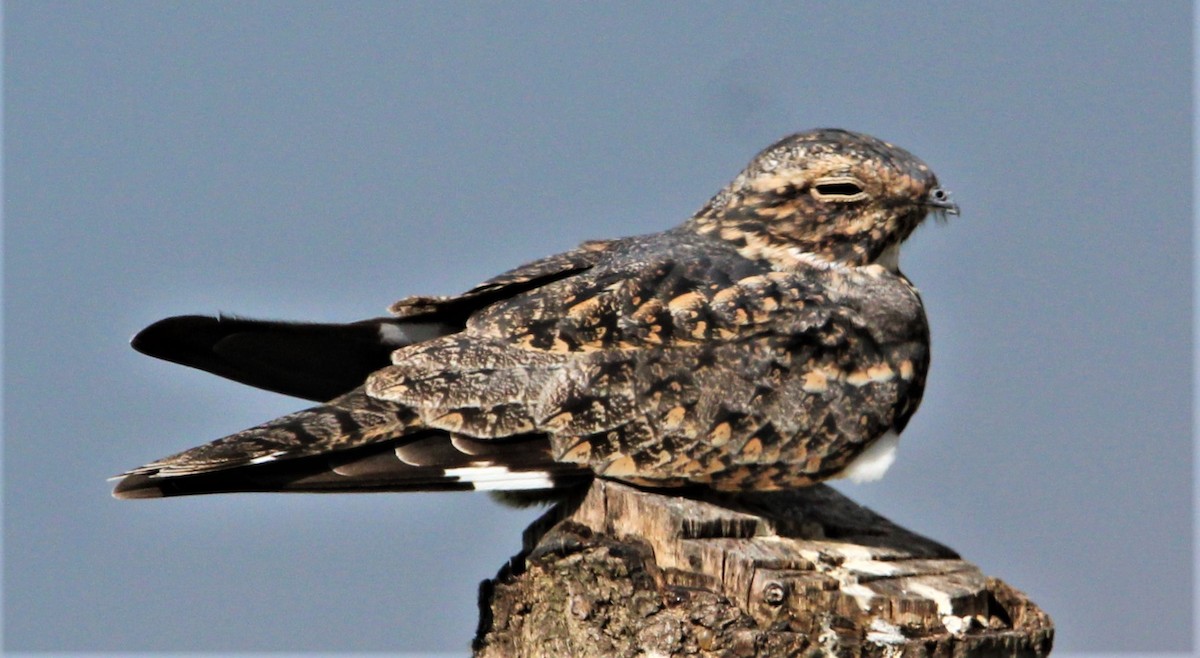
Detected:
[{"left": 474, "top": 480, "right": 1053, "bottom": 657}]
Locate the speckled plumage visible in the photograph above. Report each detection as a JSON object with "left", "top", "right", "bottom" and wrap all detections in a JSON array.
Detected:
[{"left": 114, "top": 128, "right": 957, "bottom": 499}]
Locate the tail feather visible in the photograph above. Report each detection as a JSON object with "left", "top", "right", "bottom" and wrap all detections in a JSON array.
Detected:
[{"left": 131, "top": 314, "right": 455, "bottom": 401}]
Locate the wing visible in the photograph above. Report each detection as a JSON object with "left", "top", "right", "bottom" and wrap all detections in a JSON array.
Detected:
[
  {"left": 113, "top": 432, "right": 590, "bottom": 499},
  {"left": 369, "top": 245, "right": 930, "bottom": 491},
  {"left": 112, "top": 387, "right": 590, "bottom": 498},
  {"left": 129, "top": 239, "right": 616, "bottom": 401}
]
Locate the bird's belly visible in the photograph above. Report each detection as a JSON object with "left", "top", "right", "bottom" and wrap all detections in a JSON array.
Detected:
[{"left": 831, "top": 430, "right": 900, "bottom": 483}]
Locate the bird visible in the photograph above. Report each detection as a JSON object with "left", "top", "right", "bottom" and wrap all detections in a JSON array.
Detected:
[{"left": 112, "top": 128, "right": 958, "bottom": 500}]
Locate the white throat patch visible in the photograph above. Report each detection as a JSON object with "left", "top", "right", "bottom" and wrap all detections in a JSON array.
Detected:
[{"left": 873, "top": 243, "right": 901, "bottom": 273}]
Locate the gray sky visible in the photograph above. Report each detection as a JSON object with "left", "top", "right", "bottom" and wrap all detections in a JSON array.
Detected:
[{"left": 4, "top": 2, "right": 1193, "bottom": 654}]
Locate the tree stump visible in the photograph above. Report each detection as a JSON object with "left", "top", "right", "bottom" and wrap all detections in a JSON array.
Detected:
[{"left": 474, "top": 480, "right": 1053, "bottom": 657}]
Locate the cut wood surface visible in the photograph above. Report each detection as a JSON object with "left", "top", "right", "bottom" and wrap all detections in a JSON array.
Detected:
[{"left": 475, "top": 479, "right": 1052, "bottom": 657}]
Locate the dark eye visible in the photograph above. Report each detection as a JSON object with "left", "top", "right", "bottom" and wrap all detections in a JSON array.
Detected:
[
  {"left": 811, "top": 177, "right": 867, "bottom": 202},
  {"left": 815, "top": 182, "right": 863, "bottom": 196}
]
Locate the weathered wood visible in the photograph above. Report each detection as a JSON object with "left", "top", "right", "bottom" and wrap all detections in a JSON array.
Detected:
[{"left": 474, "top": 480, "right": 1053, "bottom": 657}]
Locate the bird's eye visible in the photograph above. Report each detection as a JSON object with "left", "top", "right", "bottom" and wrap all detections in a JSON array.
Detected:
[{"left": 811, "top": 177, "right": 867, "bottom": 202}]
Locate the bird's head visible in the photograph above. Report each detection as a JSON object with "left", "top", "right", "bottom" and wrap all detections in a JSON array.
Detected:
[{"left": 693, "top": 129, "right": 957, "bottom": 270}]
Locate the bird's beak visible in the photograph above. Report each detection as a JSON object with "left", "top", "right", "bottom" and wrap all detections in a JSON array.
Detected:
[{"left": 926, "top": 187, "right": 959, "bottom": 216}]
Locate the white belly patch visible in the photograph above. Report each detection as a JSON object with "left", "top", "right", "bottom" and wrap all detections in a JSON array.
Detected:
[{"left": 835, "top": 430, "right": 900, "bottom": 483}]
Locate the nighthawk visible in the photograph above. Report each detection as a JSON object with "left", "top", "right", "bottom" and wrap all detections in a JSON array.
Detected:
[{"left": 113, "top": 128, "right": 957, "bottom": 499}]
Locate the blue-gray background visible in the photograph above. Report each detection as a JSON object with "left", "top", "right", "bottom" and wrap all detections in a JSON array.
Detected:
[{"left": 4, "top": 2, "right": 1193, "bottom": 654}]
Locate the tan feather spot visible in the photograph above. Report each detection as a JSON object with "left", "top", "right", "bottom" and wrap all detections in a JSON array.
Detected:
[
  {"left": 500, "top": 415, "right": 535, "bottom": 434},
  {"left": 668, "top": 291, "right": 705, "bottom": 314},
  {"left": 898, "top": 360, "right": 914, "bottom": 380},
  {"left": 709, "top": 422, "right": 732, "bottom": 446},
  {"left": 560, "top": 440, "right": 592, "bottom": 463},
  {"left": 663, "top": 406, "right": 687, "bottom": 430},
  {"left": 690, "top": 320, "right": 708, "bottom": 339},
  {"left": 664, "top": 453, "right": 693, "bottom": 471},
  {"left": 860, "top": 264, "right": 888, "bottom": 278},
  {"left": 846, "top": 363, "right": 893, "bottom": 387},
  {"left": 755, "top": 203, "right": 798, "bottom": 219},
  {"left": 366, "top": 376, "right": 405, "bottom": 399},
  {"left": 543, "top": 410, "right": 573, "bottom": 431},
  {"left": 704, "top": 458, "right": 727, "bottom": 475},
  {"left": 652, "top": 450, "right": 672, "bottom": 467},
  {"left": 741, "top": 437, "right": 763, "bottom": 460},
  {"left": 552, "top": 337, "right": 570, "bottom": 352},
  {"left": 631, "top": 298, "right": 663, "bottom": 321},
  {"left": 719, "top": 226, "right": 745, "bottom": 243},
  {"left": 581, "top": 239, "right": 611, "bottom": 252},
  {"left": 802, "top": 369, "right": 828, "bottom": 393},
  {"left": 867, "top": 363, "right": 894, "bottom": 382},
  {"left": 433, "top": 411, "right": 465, "bottom": 432},
  {"left": 747, "top": 173, "right": 799, "bottom": 193},
  {"left": 711, "top": 286, "right": 741, "bottom": 305},
  {"left": 736, "top": 274, "right": 770, "bottom": 289},
  {"left": 517, "top": 334, "right": 539, "bottom": 349},
  {"left": 758, "top": 441, "right": 782, "bottom": 463},
  {"left": 602, "top": 454, "right": 639, "bottom": 476},
  {"left": 566, "top": 295, "right": 604, "bottom": 321}
]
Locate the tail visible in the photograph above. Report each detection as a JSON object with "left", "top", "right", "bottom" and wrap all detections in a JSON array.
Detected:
[
  {"left": 131, "top": 314, "right": 455, "bottom": 401},
  {"left": 112, "top": 389, "right": 590, "bottom": 499}
]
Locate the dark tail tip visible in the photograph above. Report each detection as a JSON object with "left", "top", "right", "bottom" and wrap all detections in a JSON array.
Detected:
[{"left": 111, "top": 473, "right": 166, "bottom": 499}]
